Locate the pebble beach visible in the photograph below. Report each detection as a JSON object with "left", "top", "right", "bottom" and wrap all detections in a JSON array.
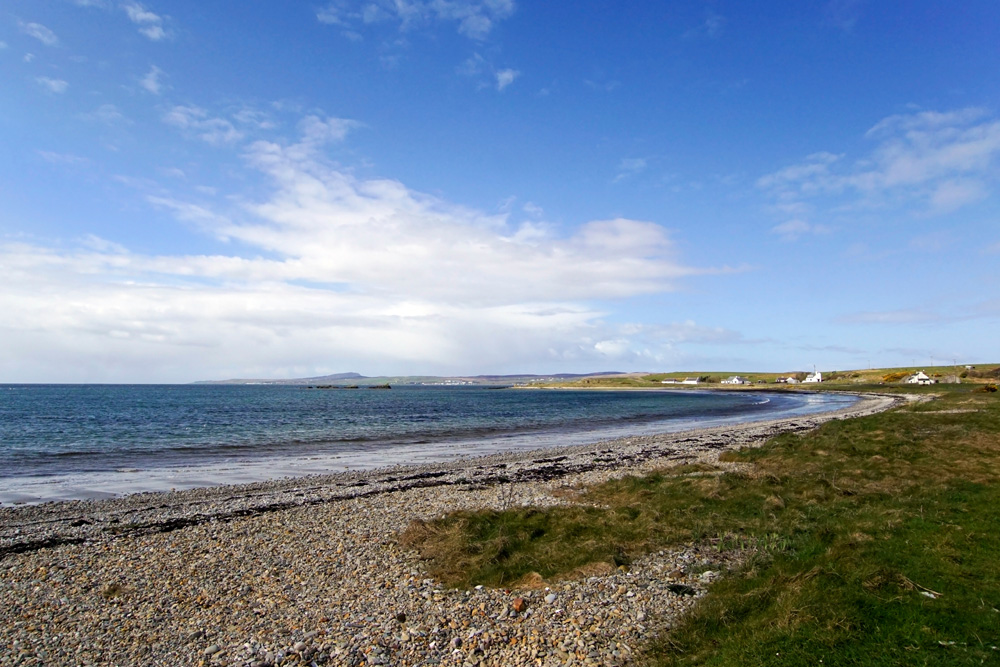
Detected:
[{"left": 0, "top": 392, "right": 900, "bottom": 667}]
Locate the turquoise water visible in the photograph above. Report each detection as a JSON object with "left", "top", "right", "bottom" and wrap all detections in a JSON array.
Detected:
[{"left": 0, "top": 385, "right": 856, "bottom": 503}]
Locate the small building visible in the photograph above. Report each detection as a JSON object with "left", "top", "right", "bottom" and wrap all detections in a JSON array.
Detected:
[
  {"left": 803, "top": 372, "right": 823, "bottom": 383},
  {"left": 663, "top": 377, "right": 701, "bottom": 385},
  {"left": 721, "top": 376, "right": 751, "bottom": 385},
  {"left": 906, "top": 371, "right": 935, "bottom": 385}
]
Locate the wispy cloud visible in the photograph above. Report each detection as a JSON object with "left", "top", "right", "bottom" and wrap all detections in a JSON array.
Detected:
[
  {"left": 36, "top": 77, "right": 69, "bottom": 93},
  {"left": 458, "top": 54, "right": 519, "bottom": 91},
  {"left": 495, "top": 68, "right": 519, "bottom": 91},
  {"left": 758, "top": 107, "right": 1000, "bottom": 226},
  {"left": 613, "top": 158, "right": 647, "bottom": 183},
  {"left": 82, "top": 103, "right": 127, "bottom": 125},
  {"left": 37, "top": 151, "right": 91, "bottom": 166},
  {"left": 683, "top": 11, "right": 725, "bottom": 39},
  {"left": 163, "top": 105, "right": 243, "bottom": 145},
  {"left": 770, "top": 219, "right": 831, "bottom": 241},
  {"left": 121, "top": 2, "right": 169, "bottom": 40},
  {"left": 317, "top": 0, "right": 515, "bottom": 40},
  {"left": 836, "top": 308, "right": 943, "bottom": 325},
  {"left": 21, "top": 22, "right": 60, "bottom": 46},
  {"left": 140, "top": 65, "right": 166, "bottom": 94}
]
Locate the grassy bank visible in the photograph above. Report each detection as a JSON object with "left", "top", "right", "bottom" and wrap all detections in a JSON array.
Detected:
[{"left": 402, "top": 386, "right": 1000, "bottom": 665}]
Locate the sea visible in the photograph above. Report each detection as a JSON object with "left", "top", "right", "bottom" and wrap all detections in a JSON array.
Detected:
[{"left": 0, "top": 384, "right": 857, "bottom": 505}]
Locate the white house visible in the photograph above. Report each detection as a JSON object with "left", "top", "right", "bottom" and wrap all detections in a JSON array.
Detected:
[
  {"left": 906, "top": 371, "right": 935, "bottom": 385},
  {"left": 681, "top": 377, "right": 701, "bottom": 385},
  {"left": 803, "top": 372, "right": 823, "bottom": 383},
  {"left": 721, "top": 376, "right": 751, "bottom": 385}
]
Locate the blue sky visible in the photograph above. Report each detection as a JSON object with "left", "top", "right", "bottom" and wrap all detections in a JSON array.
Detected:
[{"left": 1, "top": 1, "right": 998, "bottom": 382}]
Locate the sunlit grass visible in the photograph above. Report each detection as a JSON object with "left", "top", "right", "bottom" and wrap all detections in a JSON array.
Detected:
[{"left": 402, "top": 386, "right": 1000, "bottom": 665}]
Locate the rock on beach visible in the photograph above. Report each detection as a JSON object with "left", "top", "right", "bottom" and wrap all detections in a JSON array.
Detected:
[{"left": 0, "top": 394, "right": 899, "bottom": 666}]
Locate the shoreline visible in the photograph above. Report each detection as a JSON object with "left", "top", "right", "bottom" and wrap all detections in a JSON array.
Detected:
[
  {"left": 0, "top": 391, "right": 903, "bottom": 667},
  {"left": 0, "top": 391, "right": 896, "bottom": 557},
  {"left": 0, "top": 386, "right": 851, "bottom": 508}
]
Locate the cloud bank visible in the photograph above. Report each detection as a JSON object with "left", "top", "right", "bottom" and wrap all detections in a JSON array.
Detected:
[{"left": 0, "top": 111, "right": 701, "bottom": 382}]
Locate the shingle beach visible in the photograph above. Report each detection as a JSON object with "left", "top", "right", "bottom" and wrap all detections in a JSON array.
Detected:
[{"left": 0, "top": 392, "right": 900, "bottom": 667}]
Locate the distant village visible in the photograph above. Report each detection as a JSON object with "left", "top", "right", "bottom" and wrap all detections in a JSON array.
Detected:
[{"left": 660, "top": 368, "right": 968, "bottom": 386}]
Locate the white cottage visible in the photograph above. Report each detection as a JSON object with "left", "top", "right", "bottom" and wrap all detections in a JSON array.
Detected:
[
  {"left": 803, "top": 372, "right": 823, "bottom": 383},
  {"left": 906, "top": 371, "right": 935, "bottom": 385},
  {"left": 721, "top": 376, "right": 751, "bottom": 385}
]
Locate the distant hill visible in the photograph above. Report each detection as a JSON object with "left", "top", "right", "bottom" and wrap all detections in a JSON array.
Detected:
[
  {"left": 192, "top": 371, "right": 634, "bottom": 386},
  {"left": 193, "top": 372, "right": 366, "bottom": 385}
]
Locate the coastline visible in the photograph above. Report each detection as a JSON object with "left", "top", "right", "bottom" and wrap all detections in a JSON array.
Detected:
[
  {"left": 0, "top": 391, "right": 902, "bottom": 666},
  {"left": 0, "top": 386, "right": 853, "bottom": 507}
]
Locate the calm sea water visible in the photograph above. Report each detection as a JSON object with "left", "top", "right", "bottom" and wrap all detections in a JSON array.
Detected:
[{"left": 0, "top": 385, "right": 856, "bottom": 504}]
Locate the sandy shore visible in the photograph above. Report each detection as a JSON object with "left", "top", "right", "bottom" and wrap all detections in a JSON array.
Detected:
[{"left": 0, "top": 392, "right": 901, "bottom": 667}]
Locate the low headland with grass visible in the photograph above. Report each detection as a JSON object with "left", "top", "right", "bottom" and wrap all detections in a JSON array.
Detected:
[{"left": 403, "top": 365, "right": 1000, "bottom": 665}]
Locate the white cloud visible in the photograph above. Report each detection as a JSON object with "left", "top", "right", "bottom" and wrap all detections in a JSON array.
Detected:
[
  {"left": 497, "top": 69, "right": 521, "bottom": 90},
  {"left": 140, "top": 65, "right": 165, "bottom": 94},
  {"left": 0, "top": 114, "right": 707, "bottom": 381},
  {"left": 495, "top": 68, "right": 519, "bottom": 91},
  {"left": 770, "top": 219, "right": 831, "bottom": 241},
  {"left": 163, "top": 105, "right": 243, "bottom": 145},
  {"left": 37, "top": 151, "right": 91, "bottom": 165},
  {"left": 36, "top": 77, "right": 69, "bottom": 93},
  {"left": 298, "top": 115, "right": 360, "bottom": 145},
  {"left": 613, "top": 157, "right": 647, "bottom": 183},
  {"left": 21, "top": 22, "right": 59, "bottom": 46},
  {"left": 758, "top": 108, "right": 1000, "bottom": 217},
  {"left": 82, "top": 103, "right": 126, "bottom": 125},
  {"left": 836, "top": 308, "right": 943, "bottom": 325},
  {"left": 683, "top": 12, "right": 725, "bottom": 39},
  {"left": 121, "top": 2, "right": 169, "bottom": 40},
  {"left": 317, "top": 0, "right": 515, "bottom": 40},
  {"left": 522, "top": 201, "right": 544, "bottom": 217}
]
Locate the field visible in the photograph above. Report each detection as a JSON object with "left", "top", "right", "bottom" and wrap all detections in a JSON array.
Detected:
[{"left": 403, "top": 378, "right": 1000, "bottom": 665}]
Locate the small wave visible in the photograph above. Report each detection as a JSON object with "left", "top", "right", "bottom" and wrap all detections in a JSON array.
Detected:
[
  {"left": 50, "top": 450, "right": 103, "bottom": 459},
  {"left": 116, "top": 468, "right": 142, "bottom": 473}
]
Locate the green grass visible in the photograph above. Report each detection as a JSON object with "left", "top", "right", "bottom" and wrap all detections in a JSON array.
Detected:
[{"left": 401, "top": 386, "right": 1000, "bottom": 665}]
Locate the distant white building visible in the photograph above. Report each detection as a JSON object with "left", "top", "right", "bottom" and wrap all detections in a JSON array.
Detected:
[
  {"left": 803, "top": 372, "right": 823, "bottom": 383},
  {"left": 906, "top": 371, "right": 935, "bottom": 385},
  {"left": 662, "top": 377, "right": 701, "bottom": 385},
  {"left": 721, "top": 376, "right": 751, "bottom": 385}
]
